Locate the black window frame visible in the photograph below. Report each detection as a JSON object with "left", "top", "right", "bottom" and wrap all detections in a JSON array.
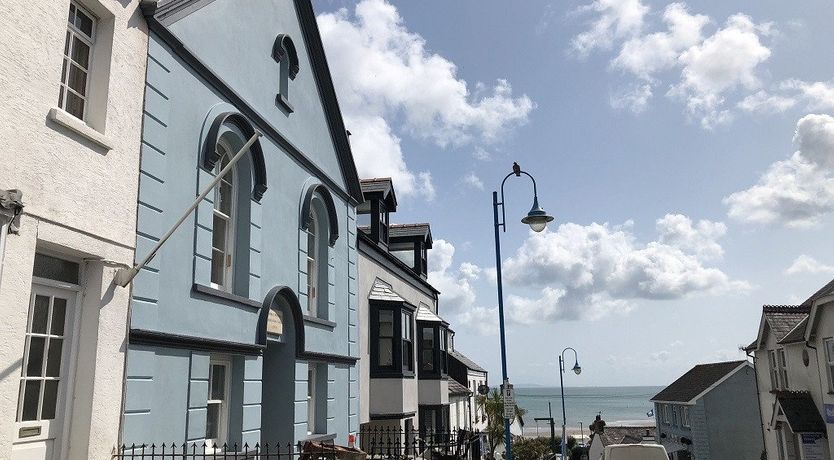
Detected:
[
  {"left": 417, "top": 322, "right": 449, "bottom": 379},
  {"left": 402, "top": 310, "right": 414, "bottom": 373},
  {"left": 370, "top": 300, "right": 416, "bottom": 378}
]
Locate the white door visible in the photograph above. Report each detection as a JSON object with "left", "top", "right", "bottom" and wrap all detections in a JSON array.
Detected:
[{"left": 12, "top": 284, "right": 77, "bottom": 460}]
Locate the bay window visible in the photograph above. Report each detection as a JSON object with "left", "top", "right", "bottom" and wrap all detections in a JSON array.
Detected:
[
  {"left": 370, "top": 302, "right": 416, "bottom": 377},
  {"left": 418, "top": 324, "right": 449, "bottom": 377}
]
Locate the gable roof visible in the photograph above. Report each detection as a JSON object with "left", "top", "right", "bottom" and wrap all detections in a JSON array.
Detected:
[
  {"left": 449, "top": 349, "right": 487, "bottom": 373},
  {"left": 368, "top": 279, "right": 406, "bottom": 303},
  {"left": 651, "top": 360, "right": 748, "bottom": 403},
  {"left": 771, "top": 391, "right": 826, "bottom": 433},
  {"left": 140, "top": 0, "right": 364, "bottom": 204},
  {"left": 749, "top": 305, "right": 810, "bottom": 351},
  {"left": 416, "top": 303, "right": 446, "bottom": 324},
  {"left": 360, "top": 178, "right": 397, "bottom": 210},
  {"left": 801, "top": 277, "right": 834, "bottom": 307},
  {"left": 591, "top": 426, "right": 655, "bottom": 447},
  {"left": 389, "top": 223, "right": 433, "bottom": 246}
]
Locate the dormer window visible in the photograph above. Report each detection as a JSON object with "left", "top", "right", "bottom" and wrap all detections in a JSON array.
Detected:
[{"left": 378, "top": 202, "right": 389, "bottom": 244}]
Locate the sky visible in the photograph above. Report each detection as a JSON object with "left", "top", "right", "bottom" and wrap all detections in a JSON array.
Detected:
[{"left": 314, "top": 0, "right": 834, "bottom": 387}]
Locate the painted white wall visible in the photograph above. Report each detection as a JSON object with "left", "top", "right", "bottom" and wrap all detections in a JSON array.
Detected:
[
  {"left": 0, "top": 0, "right": 147, "bottom": 458},
  {"left": 466, "top": 369, "right": 488, "bottom": 431},
  {"left": 449, "top": 395, "right": 468, "bottom": 431},
  {"left": 418, "top": 379, "right": 449, "bottom": 406},
  {"left": 358, "top": 248, "right": 438, "bottom": 425}
]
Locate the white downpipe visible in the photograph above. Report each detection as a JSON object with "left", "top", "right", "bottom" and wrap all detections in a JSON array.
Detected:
[{"left": 114, "top": 131, "right": 262, "bottom": 287}]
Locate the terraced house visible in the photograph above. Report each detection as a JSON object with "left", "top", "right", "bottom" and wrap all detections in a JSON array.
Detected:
[
  {"left": 0, "top": 0, "right": 147, "bottom": 458},
  {"left": 120, "top": 0, "right": 363, "bottom": 452},
  {"left": 747, "top": 279, "right": 834, "bottom": 460}
]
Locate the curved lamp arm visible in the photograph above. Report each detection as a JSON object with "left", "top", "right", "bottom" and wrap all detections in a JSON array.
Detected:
[
  {"left": 561, "top": 347, "right": 581, "bottom": 375},
  {"left": 496, "top": 164, "right": 544, "bottom": 232}
]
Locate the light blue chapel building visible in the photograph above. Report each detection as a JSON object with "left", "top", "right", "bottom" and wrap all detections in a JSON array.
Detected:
[{"left": 121, "top": 0, "right": 363, "bottom": 450}]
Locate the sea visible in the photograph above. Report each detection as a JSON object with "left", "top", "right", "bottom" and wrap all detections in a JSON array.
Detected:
[{"left": 514, "top": 386, "right": 662, "bottom": 436}]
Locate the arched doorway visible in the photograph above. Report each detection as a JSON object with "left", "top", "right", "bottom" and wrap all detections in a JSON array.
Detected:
[{"left": 259, "top": 286, "right": 305, "bottom": 445}]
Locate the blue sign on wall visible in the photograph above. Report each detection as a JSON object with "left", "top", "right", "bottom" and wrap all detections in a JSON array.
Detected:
[{"left": 824, "top": 404, "right": 834, "bottom": 423}]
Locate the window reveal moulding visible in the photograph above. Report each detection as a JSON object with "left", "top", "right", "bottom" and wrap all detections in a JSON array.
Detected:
[{"left": 47, "top": 107, "right": 113, "bottom": 150}]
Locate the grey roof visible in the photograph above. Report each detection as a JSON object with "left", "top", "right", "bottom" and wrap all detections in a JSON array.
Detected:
[
  {"left": 779, "top": 316, "right": 809, "bottom": 344},
  {"left": 652, "top": 361, "right": 746, "bottom": 403},
  {"left": 416, "top": 303, "right": 445, "bottom": 323},
  {"left": 389, "top": 223, "right": 431, "bottom": 240},
  {"left": 368, "top": 279, "right": 406, "bottom": 303},
  {"left": 360, "top": 178, "right": 397, "bottom": 209},
  {"left": 448, "top": 379, "right": 471, "bottom": 396},
  {"left": 592, "top": 426, "right": 655, "bottom": 447},
  {"left": 776, "top": 391, "right": 826, "bottom": 433},
  {"left": 763, "top": 305, "right": 810, "bottom": 342},
  {"left": 449, "top": 350, "right": 487, "bottom": 373}
]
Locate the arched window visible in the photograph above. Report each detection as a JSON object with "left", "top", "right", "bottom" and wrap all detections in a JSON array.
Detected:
[
  {"left": 306, "top": 207, "right": 318, "bottom": 314},
  {"left": 211, "top": 140, "right": 237, "bottom": 291}
]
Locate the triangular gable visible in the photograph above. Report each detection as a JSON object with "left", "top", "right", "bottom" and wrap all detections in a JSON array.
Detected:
[{"left": 140, "top": 0, "right": 363, "bottom": 204}]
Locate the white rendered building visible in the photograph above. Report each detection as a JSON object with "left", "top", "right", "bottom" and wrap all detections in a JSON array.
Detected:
[{"left": 0, "top": 1, "right": 147, "bottom": 458}]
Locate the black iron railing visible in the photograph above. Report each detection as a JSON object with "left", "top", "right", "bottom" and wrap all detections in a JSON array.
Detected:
[
  {"left": 112, "top": 441, "right": 346, "bottom": 460},
  {"left": 359, "top": 428, "right": 483, "bottom": 460}
]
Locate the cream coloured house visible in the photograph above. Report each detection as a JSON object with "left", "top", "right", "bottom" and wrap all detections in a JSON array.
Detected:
[{"left": 0, "top": 1, "right": 147, "bottom": 458}]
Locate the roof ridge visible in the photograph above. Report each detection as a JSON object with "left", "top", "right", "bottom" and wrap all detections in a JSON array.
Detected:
[{"left": 762, "top": 305, "right": 809, "bottom": 313}]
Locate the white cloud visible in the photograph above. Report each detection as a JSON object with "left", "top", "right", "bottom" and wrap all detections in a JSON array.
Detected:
[
  {"left": 472, "top": 147, "right": 492, "bottom": 161},
  {"left": 785, "top": 255, "right": 834, "bottom": 276},
  {"left": 668, "top": 14, "right": 773, "bottom": 129},
  {"left": 725, "top": 114, "right": 834, "bottom": 228},
  {"left": 610, "top": 83, "right": 653, "bottom": 113},
  {"left": 572, "top": 0, "right": 649, "bottom": 56},
  {"left": 781, "top": 80, "right": 834, "bottom": 111},
  {"left": 319, "top": 0, "right": 533, "bottom": 199},
  {"left": 611, "top": 3, "right": 708, "bottom": 79},
  {"left": 650, "top": 350, "right": 671, "bottom": 362},
  {"left": 428, "top": 239, "right": 478, "bottom": 313},
  {"left": 737, "top": 90, "right": 797, "bottom": 114},
  {"left": 656, "top": 214, "right": 726, "bottom": 260},
  {"left": 572, "top": 2, "right": 775, "bottom": 127},
  {"left": 501, "top": 216, "right": 748, "bottom": 323},
  {"left": 461, "top": 172, "right": 484, "bottom": 190}
]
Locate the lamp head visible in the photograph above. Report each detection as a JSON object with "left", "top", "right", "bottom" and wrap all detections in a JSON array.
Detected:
[
  {"left": 520, "top": 196, "right": 554, "bottom": 232},
  {"left": 572, "top": 363, "right": 582, "bottom": 375}
]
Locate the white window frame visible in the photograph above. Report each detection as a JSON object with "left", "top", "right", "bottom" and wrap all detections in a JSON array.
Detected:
[
  {"left": 662, "top": 404, "right": 669, "bottom": 425},
  {"left": 769, "top": 350, "right": 780, "bottom": 390},
  {"left": 210, "top": 140, "right": 237, "bottom": 292},
  {"left": 825, "top": 338, "right": 834, "bottom": 392},
  {"left": 777, "top": 348, "right": 789, "bottom": 390},
  {"left": 681, "top": 406, "right": 690, "bottom": 428},
  {"left": 59, "top": 1, "right": 96, "bottom": 121},
  {"left": 306, "top": 210, "right": 318, "bottom": 315},
  {"left": 206, "top": 357, "right": 231, "bottom": 449},
  {"left": 307, "top": 365, "right": 325, "bottom": 435}
]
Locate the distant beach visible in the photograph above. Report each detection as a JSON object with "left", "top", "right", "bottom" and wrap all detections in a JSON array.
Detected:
[{"left": 513, "top": 386, "right": 660, "bottom": 441}]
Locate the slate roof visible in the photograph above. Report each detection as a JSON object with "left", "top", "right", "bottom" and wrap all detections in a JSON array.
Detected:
[
  {"left": 651, "top": 360, "right": 747, "bottom": 403},
  {"left": 360, "top": 178, "right": 394, "bottom": 194},
  {"left": 449, "top": 350, "right": 487, "bottom": 373},
  {"left": 775, "top": 391, "right": 826, "bottom": 433},
  {"left": 779, "top": 316, "right": 809, "bottom": 344},
  {"left": 389, "top": 223, "right": 432, "bottom": 240},
  {"left": 416, "top": 303, "right": 446, "bottom": 323},
  {"left": 763, "top": 305, "right": 811, "bottom": 342},
  {"left": 448, "top": 379, "right": 472, "bottom": 396},
  {"left": 592, "top": 426, "right": 655, "bottom": 447},
  {"left": 368, "top": 279, "right": 406, "bottom": 303}
]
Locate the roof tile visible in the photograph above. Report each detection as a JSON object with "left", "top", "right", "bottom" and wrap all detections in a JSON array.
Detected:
[{"left": 651, "top": 361, "right": 747, "bottom": 403}]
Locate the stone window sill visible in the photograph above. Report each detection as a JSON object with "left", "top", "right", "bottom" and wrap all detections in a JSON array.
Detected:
[
  {"left": 193, "top": 283, "right": 261, "bottom": 311},
  {"left": 47, "top": 107, "right": 113, "bottom": 150},
  {"left": 304, "top": 433, "right": 336, "bottom": 442},
  {"left": 304, "top": 315, "right": 336, "bottom": 329}
]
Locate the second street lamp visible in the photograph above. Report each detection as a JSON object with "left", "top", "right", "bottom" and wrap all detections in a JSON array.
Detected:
[
  {"left": 492, "top": 162, "right": 554, "bottom": 460},
  {"left": 559, "top": 347, "right": 581, "bottom": 460}
]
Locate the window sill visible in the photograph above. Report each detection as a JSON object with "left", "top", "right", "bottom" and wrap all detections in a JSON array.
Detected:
[
  {"left": 193, "top": 283, "right": 261, "bottom": 311},
  {"left": 47, "top": 107, "right": 113, "bottom": 150},
  {"left": 303, "top": 315, "right": 336, "bottom": 329}
]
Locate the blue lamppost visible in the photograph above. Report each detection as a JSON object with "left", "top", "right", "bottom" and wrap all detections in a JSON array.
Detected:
[
  {"left": 492, "top": 162, "right": 554, "bottom": 460},
  {"left": 559, "top": 348, "right": 582, "bottom": 460}
]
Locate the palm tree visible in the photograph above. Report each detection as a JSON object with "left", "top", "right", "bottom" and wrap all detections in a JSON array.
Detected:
[{"left": 477, "top": 388, "right": 527, "bottom": 457}]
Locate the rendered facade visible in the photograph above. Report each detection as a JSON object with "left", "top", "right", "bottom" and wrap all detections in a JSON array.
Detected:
[
  {"left": 747, "top": 279, "right": 834, "bottom": 460},
  {"left": 0, "top": 1, "right": 148, "bottom": 459},
  {"left": 651, "top": 361, "right": 763, "bottom": 460},
  {"left": 120, "top": 0, "right": 363, "bottom": 450}
]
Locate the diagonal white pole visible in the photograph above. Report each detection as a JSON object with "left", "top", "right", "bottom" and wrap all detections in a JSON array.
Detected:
[{"left": 114, "top": 131, "right": 262, "bottom": 287}]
